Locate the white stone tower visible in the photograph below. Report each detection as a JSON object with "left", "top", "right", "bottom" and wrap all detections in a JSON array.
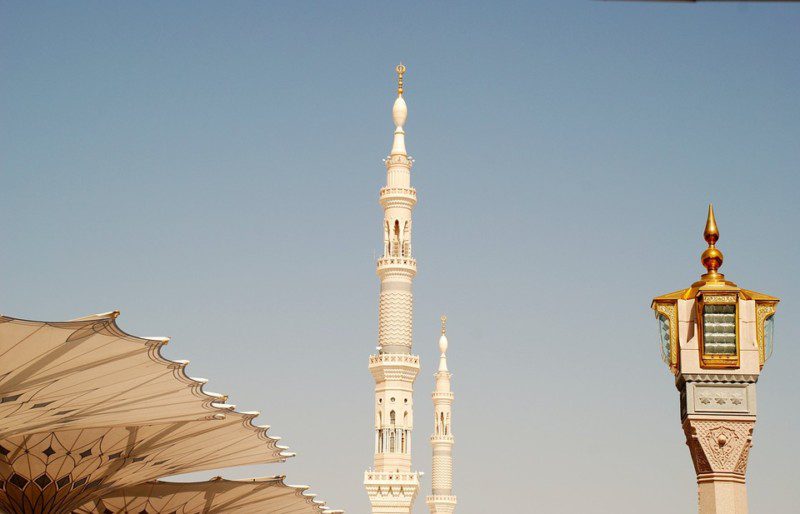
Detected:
[
  {"left": 427, "top": 316, "right": 457, "bottom": 514},
  {"left": 364, "top": 63, "right": 421, "bottom": 514}
]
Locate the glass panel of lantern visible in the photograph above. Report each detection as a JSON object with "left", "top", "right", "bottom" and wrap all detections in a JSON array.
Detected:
[
  {"left": 657, "top": 313, "right": 671, "bottom": 364},
  {"left": 703, "top": 304, "right": 737, "bottom": 355},
  {"left": 764, "top": 315, "right": 775, "bottom": 361}
]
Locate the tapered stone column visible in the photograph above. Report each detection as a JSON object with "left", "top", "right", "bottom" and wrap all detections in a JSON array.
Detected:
[
  {"left": 427, "top": 316, "right": 457, "bottom": 514},
  {"left": 684, "top": 418, "right": 753, "bottom": 514},
  {"left": 364, "top": 63, "right": 420, "bottom": 514}
]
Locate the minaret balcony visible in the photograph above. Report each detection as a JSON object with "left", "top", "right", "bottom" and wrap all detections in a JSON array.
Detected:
[
  {"left": 385, "top": 153, "right": 413, "bottom": 169},
  {"left": 370, "top": 353, "right": 420, "bottom": 367},
  {"left": 430, "top": 434, "right": 455, "bottom": 443},
  {"left": 376, "top": 256, "right": 417, "bottom": 276},
  {"left": 364, "top": 470, "right": 420, "bottom": 484},
  {"left": 379, "top": 186, "right": 417, "bottom": 208},
  {"left": 427, "top": 495, "right": 457, "bottom": 502},
  {"left": 369, "top": 354, "right": 421, "bottom": 383}
]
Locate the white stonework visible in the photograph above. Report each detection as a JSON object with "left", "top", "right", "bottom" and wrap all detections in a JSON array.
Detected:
[
  {"left": 427, "top": 320, "right": 457, "bottom": 514},
  {"left": 676, "top": 299, "right": 759, "bottom": 514},
  {"left": 364, "top": 67, "right": 420, "bottom": 514}
]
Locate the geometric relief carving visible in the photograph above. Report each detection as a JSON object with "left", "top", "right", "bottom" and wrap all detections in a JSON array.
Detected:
[
  {"left": 683, "top": 420, "right": 754, "bottom": 476},
  {"left": 378, "top": 291, "right": 413, "bottom": 348},
  {"left": 693, "top": 386, "right": 748, "bottom": 414}
]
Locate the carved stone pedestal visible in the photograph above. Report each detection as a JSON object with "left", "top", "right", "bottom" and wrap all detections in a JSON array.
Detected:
[{"left": 683, "top": 419, "right": 754, "bottom": 514}]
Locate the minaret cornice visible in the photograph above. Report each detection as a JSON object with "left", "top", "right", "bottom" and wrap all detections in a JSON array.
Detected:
[
  {"left": 379, "top": 187, "right": 417, "bottom": 209},
  {"left": 386, "top": 153, "right": 413, "bottom": 168},
  {"left": 376, "top": 258, "right": 417, "bottom": 278},
  {"left": 369, "top": 354, "right": 421, "bottom": 384},
  {"left": 430, "top": 434, "right": 454, "bottom": 443}
]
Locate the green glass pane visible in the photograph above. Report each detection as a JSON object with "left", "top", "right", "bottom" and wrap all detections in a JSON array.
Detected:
[
  {"left": 765, "top": 315, "right": 775, "bottom": 361},
  {"left": 657, "top": 313, "right": 671, "bottom": 364},
  {"left": 703, "top": 304, "right": 736, "bottom": 355}
]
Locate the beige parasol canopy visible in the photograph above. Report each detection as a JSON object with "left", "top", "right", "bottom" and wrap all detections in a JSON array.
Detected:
[{"left": 0, "top": 313, "right": 340, "bottom": 514}]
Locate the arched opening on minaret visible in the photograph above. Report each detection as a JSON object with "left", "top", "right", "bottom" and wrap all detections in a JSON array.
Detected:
[
  {"left": 393, "top": 220, "right": 400, "bottom": 256},
  {"left": 441, "top": 412, "right": 446, "bottom": 435},
  {"left": 384, "top": 220, "right": 390, "bottom": 256},
  {"left": 402, "top": 221, "right": 410, "bottom": 256}
]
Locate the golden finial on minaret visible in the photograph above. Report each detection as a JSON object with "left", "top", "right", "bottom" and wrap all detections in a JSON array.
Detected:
[
  {"left": 701, "top": 204, "right": 724, "bottom": 279},
  {"left": 440, "top": 315, "right": 447, "bottom": 335},
  {"left": 396, "top": 63, "right": 406, "bottom": 95}
]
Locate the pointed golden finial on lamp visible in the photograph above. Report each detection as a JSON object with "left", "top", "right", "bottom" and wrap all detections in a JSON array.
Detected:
[
  {"left": 396, "top": 63, "right": 406, "bottom": 96},
  {"left": 700, "top": 204, "right": 725, "bottom": 282}
]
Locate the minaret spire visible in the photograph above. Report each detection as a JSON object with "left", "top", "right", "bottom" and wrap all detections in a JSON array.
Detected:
[
  {"left": 364, "top": 64, "right": 421, "bottom": 514},
  {"left": 427, "top": 316, "right": 457, "bottom": 514},
  {"left": 396, "top": 63, "right": 406, "bottom": 95},
  {"left": 391, "top": 64, "right": 408, "bottom": 156}
]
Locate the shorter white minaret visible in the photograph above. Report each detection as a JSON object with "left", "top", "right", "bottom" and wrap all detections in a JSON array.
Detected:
[{"left": 427, "top": 316, "right": 457, "bottom": 514}]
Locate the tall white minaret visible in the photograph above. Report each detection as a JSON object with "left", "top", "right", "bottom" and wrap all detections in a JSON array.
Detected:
[
  {"left": 364, "top": 64, "right": 421, "bottom": 514},
  {"left": 427, "top": 316, "right": 457, "bottom": 514}
]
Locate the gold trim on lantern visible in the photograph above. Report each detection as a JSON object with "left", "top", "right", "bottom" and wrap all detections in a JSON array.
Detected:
[
  {"left": 653, "top": 301, "right": 679, "bottom": 372},
  {"left": 755, "top": 302, "right": 777, "bottom": 367}
]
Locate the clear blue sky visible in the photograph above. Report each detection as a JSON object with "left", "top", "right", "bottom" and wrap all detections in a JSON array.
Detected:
[{"left": 2, "top": 2, "right": 799, "bottom": 512}]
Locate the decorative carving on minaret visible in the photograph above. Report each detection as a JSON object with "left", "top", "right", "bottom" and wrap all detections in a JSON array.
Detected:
[{"left": 364, "top": 64, "right": 420, "bottom": 514}]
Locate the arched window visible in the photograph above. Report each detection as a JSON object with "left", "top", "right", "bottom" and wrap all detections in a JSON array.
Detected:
[
  {"left": 389, "top": 431, "right": 396, "bottom": 452},
  {"left": 390, "top": 410, "right": 396, "bottom": 426},
  {"left": 440, "top": 412, "right": 446, "bottom": 435},
  {"left": 402, "top": 221, "right": 410, "bottom": 256},
  {"left": 384, "top": 220, "right": 391, "bottom": 256},
  {"left": 393, "top": 220, "right": 400, "bottom": 256}
]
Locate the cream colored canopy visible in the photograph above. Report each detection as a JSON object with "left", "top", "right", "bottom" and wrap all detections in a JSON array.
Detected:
[
  {"left": 73, "top": 477, "right": 342, "bottom": 514},
  {"left": 0, "top": 313, "right": 339, "bottom": 513}
]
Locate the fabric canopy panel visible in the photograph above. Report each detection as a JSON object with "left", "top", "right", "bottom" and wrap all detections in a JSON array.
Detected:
[
  {"left": 0, "top": 313, "right": 339, "bottom": 514},
  {"left": 0, "top": 314, "right": 231, "bottom": 439},
  {"left": 73, "top": 477, "right": 343, "bottom": 514}
]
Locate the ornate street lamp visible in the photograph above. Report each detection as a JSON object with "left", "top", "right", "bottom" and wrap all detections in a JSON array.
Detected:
[{"left": 651, "top": 205, "right": 778, "bottom": 514}]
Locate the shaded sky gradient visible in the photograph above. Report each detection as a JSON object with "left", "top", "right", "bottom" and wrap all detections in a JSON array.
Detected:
[{"left": 2, "top": 2, "right": 799, "bottom": 512}]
